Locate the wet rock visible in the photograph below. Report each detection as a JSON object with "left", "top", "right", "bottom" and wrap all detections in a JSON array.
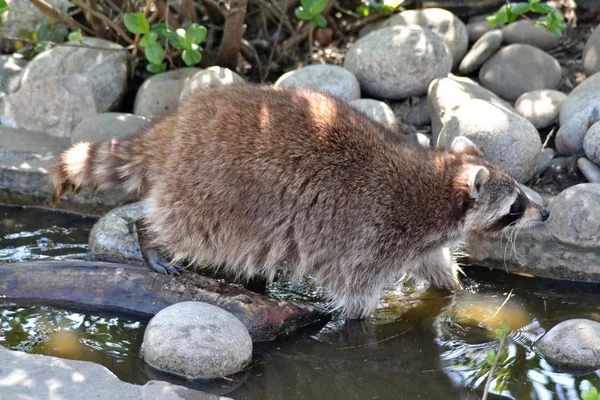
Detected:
[
  {"left": 514, "top": 89, "right": 567, "bottom": 130},
  {"left": 437, "top": 99, "right": 541, "bottom": 182},
  {"left": 0, "top": 75, "right": 97, "bottom": 138},
  {"left": 88, "top": 202, "right": 145, "bottom": 263},
  {"left": 380, "top": 8, "right": 469, "bottom": 68},
  {"left": 344, "top": 25, "right": 451, "bottom": 99},
  {"left": 547, "top": 183, "right": 600, "bottom": 248},
  {"left": 583, "top": 24, "right": 600, "bottom": 76},
  {"left": 559, "top": 72, "right": 600, "bottom": 126},
  {"left": 349, "top": 99, "right": 397, "bottom": 131},
  {"left": 466, "top": 15, "right": 494, "bottom": 43},
  {"left": 134, "top": 68, "right": 200, "bottom": 120},
  {"left": 18, "top": 37, "right": 128, "bottom": 113},
  {"left": 577, "top": 157, "right": 600, "bottom": 184},
  {"left": 536, "top": 319, "right": 600, "bottom": 371},
  {"left": 72, "top": 113, "right": 150, "bottom": 144},
  {"left": 584, "top": 121, "right": 600, "bottom": 165},
  {"left": 144, "top": 302, "right": 252, "bottom": 379},
  {"left": 458, "top": 29, "right": 503, "bottom": 75},
  {"left": 519, "top": 184, "right": 543, "bottom": 206},
  {"left": 180, "top": 66, "right": 245, "bottom": 99},
  {"left": 0, "top": 55, "right": 26, "bottom": 95},
  {"left": 407, "top": 132, "right": 431, "bottom": 148},
  {"left": 0, "top": 347, "right": 227, "bottom": 400},
  {"left": 391, "top": 96, "right": 431, "bottom": 126},
  {"left": 537, "top": 147, "right": 555, "bottom": 176},
  {"left": 275, "top": 64, "right": 360, "bottom": 102},
  {"left": 479, "top": 44, "right": 562, "bottom": 101},
  {"left": 555, "top": 104, "right": 600, "bottom": 155},
  {"left": 427, "top": 75, "right": 514, "bottom": 139},
  {"left": 502, "top": 20, "right": 560, "bottom": 50}
]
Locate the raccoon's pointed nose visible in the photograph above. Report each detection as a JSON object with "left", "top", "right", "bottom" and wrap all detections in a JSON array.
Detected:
[{"left": 540, "top": 208, "right": 549, "bottom": 221}]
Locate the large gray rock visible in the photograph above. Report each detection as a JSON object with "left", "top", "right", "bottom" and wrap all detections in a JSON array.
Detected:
[
  {"left": 135, "top": 68, "right": 200, "bottom": 120},
  {"left": 143, "top": 301, "right": 253, "bottom": 379},
  {"left": 479, "top": 44, "right": 562, "bottom": 101},
  {"left": 275, "top": 64, "right": 360, "bottom": 102},
  {"left": 547, "top": 183, "right": 600, "bottom": 248},
  {"left": 18, "top": 37, "right": 129, "bottom": 113},
  {"left": 0, "top": 55, "right": 26, "bottom": 95},
  {"left": 437, "top": 99, "right": 541, "bottom": 182},
  {"left": 0, "top": 75, "right": 97, "bottom": 138},
  {"left": 458, "top": 29, "right": 503, "bottom": 75},
  {"left": 380, "top": 8, "right": 469, "bottom": 68},
  {"left": 501, "top": 20, "right": 560, "bottom": 50},
  {"left": 584, "top": 121, "right": 600, "bottom": 165},
  {"left": 427, "top": 75, "right": 515, "bottom": 141},
  {"left": 72, "top": 113, "right": 150, "bottom": 144},
  {"left": 560, "top": 72, "right": 600, "bottom": 126},
  {"left": 583, "top": 24, "right": 600, "bottom": 76},
  {"left": 180, "top": 66, "right": 245, "bottom": 99},
  {"left": 514, "top": 89, "right": 567, "bottom": 129},
  {"left": 0, "top": 346, "right": 226, "bottom": 400},
  {"left": 349, "top": 99, "right": 397, "bottom": 131},
  {"left": 555, "top": 103, "right": 600, "bottom": 155},
  {"left": 344, "top": 25, "right": 451, "bottom": 99},
  {"left": 536, "top": 319, "right": 600, "bottom": 370}
]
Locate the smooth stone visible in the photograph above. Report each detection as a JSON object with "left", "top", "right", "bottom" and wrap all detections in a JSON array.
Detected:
[
  {"left": 547, "top": 183, "right": 600, "bottom": 248},
  {"left": 407, "top": 132, "right": 431, "bottom": 147},
  {"left": 519, "top": 184, "right": 543, "bottom": 206},
  {"left": 71, "top": 113, "right": 150, "bottom": 144},
  {"left": 458, "top": 29, "right": 503, "bottom": 75},
  {"left": 143, "top": 301, "right": 253, "bottom": 379},
  {"left": 275, "top": 64, "right": 360, "bottom": 102},
  {"left": 0, "top": 347, "right": 228, "bottom": 400},
  {"left": 344, "top": 25, "right": 451, "bottom": 99},
  {"left": 0, "top": 75, "right": 97, "bottom": 138},
  {"left": 437, "top": 99, "right": 541, "bottom": 182},
  {"left": 514, "top": 89, "right": 567, "bottom": 129},
  {"left": 502, "top": 20, "right": 560, "bottom": 50},
  {"left": 536, "top": 319, "right": 600, "bottom": 371},
  {"left": 550, "top": 156, "right": 569, "bottom": 168},
  {"left": 578, "top": 157, "right": 600, "bottom": 183},
  {"left": 134, "top": 68, "right": 201, "bottom": 120},
  {"left": 0, "top": 55, "right": 26, "bottom": 95},
  {"left": 391, "top": 96, "right": 431, "bottom": 126},
  {"left": 180, "top": 66, "right": 245, "bottom": 99},
  {"left": 584, "top": 121, "right": 600, "bottom": 164},
  {"left": 466, "top": 15, "right": 494, "bottom": 43},
  {"left": 380, "top": 8, "right": 469, "bottom": 68},
  {"left": 583, "top": 24, "right": 600, "bottom": 76},
  {"left": 479, "top": 44, "right": 562, "bottom": 101},
  {"left": 537, "top": 147, "right": 555, "bottom": 175},
  {"left": 555, "top": 103, "right": 600, "bottom": 155},
  {"left": 559, "top": 72, "right": 600, "bottom": 126},
  {"left": 427, "top": 75, "right": 515, "bottom": 141},
  {"left": 349, "top": 99, "right": 397, "bottom": 131},
  {"left": 18, "top": 37, "right": 128, "bottom": 113}
]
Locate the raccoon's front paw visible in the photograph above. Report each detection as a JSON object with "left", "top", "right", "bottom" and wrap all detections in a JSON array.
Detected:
[{"left": 142, "top": 248, "right": 183, "bottom": 275}]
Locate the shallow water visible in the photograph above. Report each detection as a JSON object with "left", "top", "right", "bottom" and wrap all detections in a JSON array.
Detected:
[{"left": 1, "top": 204, "right": 600, "bottom": 399}]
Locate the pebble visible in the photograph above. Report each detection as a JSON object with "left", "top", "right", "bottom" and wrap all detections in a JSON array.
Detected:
[
  {"left": 180, "top": 66, "right": 245, "bottom": 99},
  {"left": 275, "top": 64, "right": 360, "bottom": 102},
  {"left": 547, "top": 183, "right": 600, "bottom": 248},
  {"left": 18, "top": 37, "right": 129, "bottom": 113},
  {"left": 390, "top": 96, "right": 431, "bottom": 127},
  {"left": 0, "top": 75, "right": 96, "bottom": 138},
  {"left": 514, "top": 89, "right": 567, "bottom": 129},
  {"left": 466, "top": 15, "right": 495, "bottom": 43},
  {"left": 458, "top": 29, "right": 503, "bottom": 75},
  {"left": 437, "top": 99, "right": 541, "bottom": 182},
  {"left": 536, "top": 319, "right": 600, "bottom": 370},
  {"left": 577, "top": 157, "right": 600, "bottom": 183},
  {"left": 349, "top": 99, "right": 397, "bottom": 131},
  {"left": 407, "top": 132, "right": 431, "bottom": 148},
  {"left": 479, "top": 44, "right": 562, "bottom": 101},
  {"left": 555, "top": 103, "right": 600, "bottom": 155},
  {"left": 559, "top": 72, "right": 600, "bottom": 126},
  {"left": 134, "top": 68, "right": 200, "bottom": 120},
  {"left": 584, "top": 121, "right": 600, "bottom": 164},
  {"left": 583, "top": 24, "right": 600, "bottom": 76},
  {"left": 537, "top": 147, "right": 555, "bottom": 175},
  {"left": 501, "top": 20, "right": 560, "bottom": 50},
  {"left": 344, "top": 25, "right": 452, "bottom": 99},
  {"left": 71, "top": 113, "right": 150, "bottom": 144},
  {"left": 143, "top": 301, "right": 253, "bottom": 379}
]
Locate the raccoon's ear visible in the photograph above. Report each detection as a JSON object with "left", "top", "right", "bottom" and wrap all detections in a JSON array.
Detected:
[
  {"left": 465, "top": 165, "right": 490, "bottom": 198},
  {"left": 451, "top": 136, "right": 484, "bottom": 157}
]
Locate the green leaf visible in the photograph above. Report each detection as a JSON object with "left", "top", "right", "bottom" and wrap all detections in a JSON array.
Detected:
[
  {"left": 508, "top": 3, "right": 531, "bottom": 20},
  {"left": 300, "top": 0, "right": 312, "bottom": 12},
  {"left": 528, "top": 0, "right": 541, "bottom": 3},
  {"left": 67, "top": 29, "right": 82, "bottom": 42},
  {"left": 175, "top": 28, "right": 189, "bottom": 49},
  {"left": 486, "top": 349, "right": 496, "bottom": 366},
  {"left": 312, "top": 14, "right": 327, "bottom": 28},
  {"left": 356, "top": 5, "right": 370, "bottom": 17},
  {"left": 182, "top": 48, "right": 202, "bottom": 66},
  {"left": 186, "top": 24, "right": 207, "bottom": 44},
  {"left": 139, "top": 32, "right": 158, "bottom": 47},
  {"left": 530, "top": 3, "right": 556, "bottom": 14},
  {"left": 123, "top": 13, "right": 149, "bottom": 34},
  {"left": 147, "top": 62, "right": 167, "bottom": 74},
  {"left": 310, "top": 0, "right": 328, "bottom": 15},
  {"left": 502, "top": 322, "right": 510, "bottom": 334},
  {"left": 144, "top": 42, "right": 164, "bottom": 65},
  {"left": 295, "top": 7, "right": 313, "bottom": 21}
]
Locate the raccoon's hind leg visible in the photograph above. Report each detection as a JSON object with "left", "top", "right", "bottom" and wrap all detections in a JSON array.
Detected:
[
  {"left": 135, "top": 220, "right": 183, "bottom": 275},
  {"left": 413, "top": 246, "right": 462, "bottom": 291}
]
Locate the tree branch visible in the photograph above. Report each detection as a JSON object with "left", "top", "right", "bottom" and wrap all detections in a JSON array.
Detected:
[
  {"left": 71, "top": 0, "right": 135, "bottom": 45},
  {"left": 217, "top": 0, "right": 248, "bottom": 69}
]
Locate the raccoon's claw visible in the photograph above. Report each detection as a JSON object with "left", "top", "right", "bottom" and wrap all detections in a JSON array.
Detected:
[{"left": 142, "top": 248, "right": 183, "bottom": 275}]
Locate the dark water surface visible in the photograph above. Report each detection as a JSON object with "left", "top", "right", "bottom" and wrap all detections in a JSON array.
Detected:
[{"left": 1, "top": 204, "right": 600, "bottom": 399}]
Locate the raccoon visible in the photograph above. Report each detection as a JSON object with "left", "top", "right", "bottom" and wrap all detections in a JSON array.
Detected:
[{"left": 51, "top": 84, "right": 547, "bottom": 319}]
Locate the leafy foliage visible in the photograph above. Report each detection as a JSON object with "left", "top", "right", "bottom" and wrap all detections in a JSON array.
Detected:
[
  {"left": 583, "top": 387, "right": 600, "bottom": 400},
  {"left": 487, "top": 0, "right": 567, "bottom": 37},
  {"left": 295, "top": 0, "right": 328, "bottom": 28},
  {"left": 356, "top": 0, "right": 405, "bottom": 17},
  {"left": 16, "top": 17, "right": 67, "bottom": 59},
  {"left": 0, "top": 0, "right": 9, "bottom": 26}
]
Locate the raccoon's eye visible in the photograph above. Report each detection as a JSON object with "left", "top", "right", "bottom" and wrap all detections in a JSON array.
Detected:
[{"left": 509, "top": 194, "right": 525, "bottom": 215}]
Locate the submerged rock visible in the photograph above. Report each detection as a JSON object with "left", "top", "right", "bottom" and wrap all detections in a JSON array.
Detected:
[
  {"left": 275, "top": 64, "right": 360, "bottom": 102},
  {"left": 144, "top": 301, "right": 252, "bottom": 379}
]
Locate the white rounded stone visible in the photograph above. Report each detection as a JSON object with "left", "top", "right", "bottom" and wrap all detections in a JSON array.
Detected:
[
  {"left": 275, "top": 64, "right": 360, "bottom": 102},
  {"left": 349, "top": 99, "right": 397, "bottom": 131},
  {"left": 514, "top": 89, "right": 567, "bottom": 129}
]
